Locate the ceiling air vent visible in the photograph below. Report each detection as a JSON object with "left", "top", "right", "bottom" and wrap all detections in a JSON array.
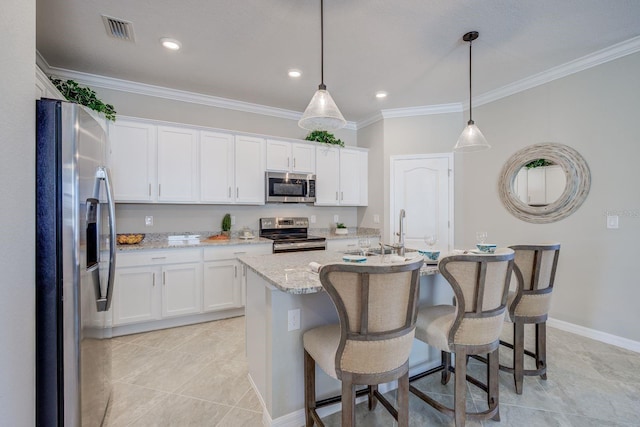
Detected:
[{"left": 102, "top": 15, "right": 135, "bottom": 42}]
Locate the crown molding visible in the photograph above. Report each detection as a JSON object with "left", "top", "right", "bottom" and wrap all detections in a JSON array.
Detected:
[
  {"left": 37, "top": 51, "right": 357, "bottom": 131},
  {"left": 36, "top": 35, "right": 640, "bottom": 130},
  {"left": 472, "top": 34, "right": 640, "bottom": 108}
]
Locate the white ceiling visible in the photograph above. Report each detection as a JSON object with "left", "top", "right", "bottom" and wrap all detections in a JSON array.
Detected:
[{"left": 36, "top": 0, "right": 640, "bottom": 123}]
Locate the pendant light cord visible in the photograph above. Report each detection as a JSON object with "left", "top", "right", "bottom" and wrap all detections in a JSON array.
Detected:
[
  {"left": 468, "top": 36, "right": 473, "bottom": 124},
  {"left": 319, "top": 0, "right": 326, "bottom": 90}
]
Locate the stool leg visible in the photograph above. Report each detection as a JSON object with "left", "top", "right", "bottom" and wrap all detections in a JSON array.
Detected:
[
  {"left": 536, "top": 322, "right": 547, "bottom": 380},
  {"left": 454, "top": 349, "right": 467, "bottom": 427},
  {"left": 368, "top": 384, "right": 378, "bottom": 410},
  {"left": 304, "top": 350, "right": 316, "bottom": 427},
  {"left": 441, "top": 351, "right": 452, "bottom": 385},
  {"left": 397, "top": 372, "right": 409, "bottom": 427},
  {"left": 488, "top": 348, "right": 500, "bottom": 421},
  {"left": 341, "top": 372, "right": 356, "bottom": 427},
  {"left": 514, "top": 320, "right": 525, "bottom": 394}
]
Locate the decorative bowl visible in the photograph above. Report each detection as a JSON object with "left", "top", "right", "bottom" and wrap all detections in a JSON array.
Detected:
[
  {"left": 419, "top": 250, "right": 440, "bottom": 261},
  {"left": 476, "top": 243, "right": 497, "bottom": 253},
  {"left": 117, "top": 233, "right": 145, "bottom": 245}
]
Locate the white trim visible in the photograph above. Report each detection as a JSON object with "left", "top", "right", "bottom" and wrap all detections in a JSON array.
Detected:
[
  {"left": 548, "top": 317, "right": 640, "bottom": 353},
  {"left": 36, "top": 51, "right": 357, "bottom": 131},
  {"left": 472, "top": 35, "right": 640, "bottom": 109},
  {"left": 381, "top": 103, "right": 463, "bottom": 119},
  {"left": 36, "top": 35, "right": 640, "bottom": 129}
]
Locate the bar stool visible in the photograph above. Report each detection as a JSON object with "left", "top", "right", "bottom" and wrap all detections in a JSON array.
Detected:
[
  {"left": 303, "top": 258, "right": 424, "bottom": 427},
  {"left": 409, "top": 249, "right": 514, "bottom": 427},
  {"left": 500, "top": 243, "right": 561, "bottom": 394}
]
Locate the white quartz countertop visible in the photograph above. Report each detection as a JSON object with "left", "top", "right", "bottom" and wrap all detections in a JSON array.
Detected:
[{"left": 237, "top": 250, "right": 439, "bottom": 294}]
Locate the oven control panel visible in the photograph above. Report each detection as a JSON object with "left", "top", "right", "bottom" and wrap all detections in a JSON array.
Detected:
[{"left": 260, "top": 217, "right": 309, "bottom": 230}]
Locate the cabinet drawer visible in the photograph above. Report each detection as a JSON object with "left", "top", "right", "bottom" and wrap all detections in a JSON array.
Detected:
[
  {"left": 203, "top": 243, "right": 271, "bottom": 261},
  {"left": 117, "top": 248, "right": 201, "bottom": 267}
]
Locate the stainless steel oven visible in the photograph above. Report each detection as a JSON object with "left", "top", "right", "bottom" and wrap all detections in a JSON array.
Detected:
[
  {"left": 266, "top": 172, "right": 316, "bottom": 203},
  {"left": 259, "top": 217, "right": 326, "bottom": 253}
]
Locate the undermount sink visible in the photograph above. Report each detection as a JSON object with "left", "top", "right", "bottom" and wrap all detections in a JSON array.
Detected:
[{"left": 343, "top": 248, "right": 417, "bottom": 257}]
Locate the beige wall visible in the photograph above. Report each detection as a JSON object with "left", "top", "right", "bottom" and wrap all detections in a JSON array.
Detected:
[
  {"left": 1, "top": 0, "right": 35, "bottom": 424},
  {"left": 462, "top": 52, "right": 640, "bottom": 341},
  {"left": 356, "top": 119, "right": 384, "bottom": 230}
]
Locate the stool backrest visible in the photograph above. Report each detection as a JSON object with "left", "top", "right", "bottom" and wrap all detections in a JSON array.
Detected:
[
  {"left": 508, "top": 243, "right": 561, "bottom": 321},
  {"left": 319, "top": 258, "right": 423, "bottom": 378},
  {"left": 438, "top": 249, "right": 515, "bottom": 353}
]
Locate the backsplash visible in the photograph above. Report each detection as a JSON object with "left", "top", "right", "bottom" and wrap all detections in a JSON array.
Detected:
[{"left": 115, "top": 203, "right": 360, "bottom": 234}]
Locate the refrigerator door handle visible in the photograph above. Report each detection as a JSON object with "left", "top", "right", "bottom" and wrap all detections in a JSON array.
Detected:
[{"left": 95, "top": 166, "right": 117, "bottom": 312}]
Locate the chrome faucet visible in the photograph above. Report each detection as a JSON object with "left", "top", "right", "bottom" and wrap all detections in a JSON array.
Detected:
[{"left": 396, "top": 209, "right": 406, "bottom": 256}]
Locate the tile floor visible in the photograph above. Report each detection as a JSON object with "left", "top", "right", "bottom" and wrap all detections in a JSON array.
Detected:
[{"left": 104, "top": 316, "right": 640, "bottom": 426}]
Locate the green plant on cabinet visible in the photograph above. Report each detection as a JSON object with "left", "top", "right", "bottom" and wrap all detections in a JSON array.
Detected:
[
  {"left": 304, "top": 130, "right": 344, "bottom": 147},
  {"left": 49, "top": 77, "right": 117, "bottom": 121}
]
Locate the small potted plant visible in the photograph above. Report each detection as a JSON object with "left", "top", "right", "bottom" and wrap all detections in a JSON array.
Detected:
[
  {"left": 221, "top": 213, "right": 232, "bottom": 237},
  {"left": 335, "top": 223, "right": 348, "bottom": 235},
  {"left": 305, "top": 130, "right": 345, "bottom": 147}
]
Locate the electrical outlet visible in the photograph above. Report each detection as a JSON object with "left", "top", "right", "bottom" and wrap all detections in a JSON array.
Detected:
[
  {"left": 607, "top": 215, "right": 619, "bottom": 229},
  {"left": 333, "top": 215, "right": 339, "bottom": 223},
  {"left": 310, "top": 215, "right": 316, "bottom": 224},
  {"left": 145, "top": 216, "right": 153, "bottom": 226},
  {"left": 231, "top": 215, "right": 236, "bottom": 225},
  {"left": 373, "top": 214, "right": 380, "bottom": 224},
  {"left": 288, "top": 308, "right": 301, "bottom": 331}
]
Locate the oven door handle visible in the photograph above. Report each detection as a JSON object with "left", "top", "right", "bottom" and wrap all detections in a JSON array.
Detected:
[{"left": 273, "top": 240, "right": 326, "bottom": 251}]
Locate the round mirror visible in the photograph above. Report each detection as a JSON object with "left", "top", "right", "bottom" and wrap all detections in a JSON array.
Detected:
[{"left": 498, "top": 143, "right": 590, "bottom": 223}]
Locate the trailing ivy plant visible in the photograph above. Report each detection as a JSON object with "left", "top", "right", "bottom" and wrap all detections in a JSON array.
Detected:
[
  {"left": 525, "top": 158, "right": 554, "bottom": 169},
  {"left": 304, "top": 130, "right": 344, "bottom": 147},
  {"left": 49, "top": 77, "right": 117, "bottom": 121}
]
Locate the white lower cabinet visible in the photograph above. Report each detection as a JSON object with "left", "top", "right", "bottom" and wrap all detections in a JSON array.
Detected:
[
  {"left": 161, "top": 263, "right": 202, "bottom": 318},
  {"left": 113, "top": 244, "right": 271, "bottom": 328}
]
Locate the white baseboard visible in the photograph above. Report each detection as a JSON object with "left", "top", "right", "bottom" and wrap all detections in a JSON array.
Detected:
[{"left": 548, "top": 317, "right": 640, "bottom": 353}]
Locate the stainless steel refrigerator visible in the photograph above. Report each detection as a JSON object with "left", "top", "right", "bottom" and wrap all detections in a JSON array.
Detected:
[{"left": 36, "top": 99, "right": 116, "bottom": 426}]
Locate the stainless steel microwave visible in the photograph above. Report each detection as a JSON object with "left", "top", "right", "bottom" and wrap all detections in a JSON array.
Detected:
[{"left": 265, "top": 172, "right": 316, "bottom": 203}]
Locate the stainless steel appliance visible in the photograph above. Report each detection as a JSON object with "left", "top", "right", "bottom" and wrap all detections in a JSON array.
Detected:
[
  {"left": 36, "top": 99, "right": 116, "bottom": 427},
  {"left": 266, "top": 172, "right": 316, "bottom": 203},
  {"left": 260, "top": 217, "right": 326, "bottom": 253}
]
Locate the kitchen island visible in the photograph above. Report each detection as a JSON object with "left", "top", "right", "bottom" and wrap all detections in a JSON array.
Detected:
[{"left": 238, "top": 251, "right": 453, "bottom": 426}]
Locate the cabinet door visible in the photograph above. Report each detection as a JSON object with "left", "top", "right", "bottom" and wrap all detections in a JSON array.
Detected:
[
  {"left": 235, "top": 135, "right": 265, "bottom": 204},
  {"left": 265, "top": 139, "right": 291, "bottom": 172},
  {"left": 292, "top": 143, "right": 316, "bottom": 173},
  {"left": 315, "top": 146, "right": 340, "bottom": 205},
  {"left": 108, "top": 120, "right": 156, "bottom": 202},
  {"left": 527, "top": 167, "right": 546, "bottom": 205},
  {"left": 339, "top": 148, "right": 361, "bottom": 205},
  {"left": 157, "top": 126, "right": 199, "bottom": 202},
  {"left": 201, "top": 131, "right": 235, "bottom": 203},
  {"left": 202, "top": 260, "right": 242, "bottom": 312},
  {"left": 162, "top": 263, "right": 202, "bottom": 318},
  {"left": 113, "top": 266, "right": 161, "bottom": 325}
]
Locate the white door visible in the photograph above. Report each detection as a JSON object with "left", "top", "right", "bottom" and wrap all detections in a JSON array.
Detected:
[
  {"left": 157, "top": 126, "right": 199, "bottom": 202},
  {"left": 339, "top": 148, "right": 361, "bottom": 205},
  {"left": 291, "top": 143, "right": 316, "bottom": 173},
  {"left": 203, "top": 260, "right": 242, "bottom": 312},
  {"left": 200, "top": 131, "right": 235, "bottom": 203},
  {"left": 390, "top": 154, "right": 453, "bottom": 253},
  {"left": 265, "top": 139, "right": 291, "bottom": 172},
  {"left": 234, "top": 135, "right": 265, "bottom": 204},
  {"left": 315, "top": 146, "right": 340, "bottom": 205},
  {"left": 162, "top": 263, "right": 202, "bottom": 318}
]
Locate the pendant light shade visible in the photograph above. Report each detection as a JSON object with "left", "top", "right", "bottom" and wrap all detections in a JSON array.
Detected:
[
  {"left": 454, "top": 31, "right": 490, "bottom": 152},
  {"left": 298, "top": 0, "right": 346, "bottom": 131}
]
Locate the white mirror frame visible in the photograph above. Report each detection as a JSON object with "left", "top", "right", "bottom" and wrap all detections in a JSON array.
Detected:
[{"left": 498, "top": 143, "right": 591, "bottom": 223}]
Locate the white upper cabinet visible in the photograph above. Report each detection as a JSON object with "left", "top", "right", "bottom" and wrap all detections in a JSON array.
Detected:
[
  {"left": 35, "top": 67, "right": 65, "bottom": 100},
  {"left": 108, "top": 120, "right": 157, "bottom": 202},
  {"left": 157, "top": 126, "right": 199, "bottom": 202},
  {"left": 234, "top": 135, "right": 265, "bottom": 204},
  {"left": 200, "top": 131, "right": 235, "bottom": 203},
  {"left": 315, "top": 146, "right": 368, "bottom": 206},
  {"left": 266, "top": 139, "right": 315, "bottom": 173}
]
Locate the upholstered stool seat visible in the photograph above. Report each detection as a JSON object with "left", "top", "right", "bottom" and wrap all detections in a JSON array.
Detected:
[
  {"left": 409, "top": 249, "right": 515, "bottom": 427},
  {"left": 303, "top": 258, "right": 424, "bottom": 427}
]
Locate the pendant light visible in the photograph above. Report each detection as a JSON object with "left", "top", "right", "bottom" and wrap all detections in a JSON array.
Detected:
[
  {"left": 454, "top": 31, "right": 490, "bottom": 152},
  {"left": 298, "top": 0, "right": 346, "bottom": 131}
]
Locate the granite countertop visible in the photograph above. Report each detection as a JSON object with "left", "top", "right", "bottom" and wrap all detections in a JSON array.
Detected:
[
  {"left": 117, "top": 227, "right": 381, "bottom": 251},
  {"left": 237, "top": 250, "right": 439, "bottom": 295},
  {"left": 116, "top": 231, "right": 272, "bottom": 251}
]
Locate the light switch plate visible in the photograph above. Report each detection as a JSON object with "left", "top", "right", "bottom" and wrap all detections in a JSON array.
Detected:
[
  {"left": 310, "top": 215, "right": 316, "bottom": 223},
  {"left": 607, "top": 215, "right": 619, "bottom": 229},
  {"left": 288, "top": 308, "right": 301, "bottom": 331},
  {"left": 145, "top": 216, "right": 153, "bottom": 226},
  {"left": 373, "top": 214, "right": 380, "bottom": 224},
  {"left": 334, "top": 215, "right": 339, "bottom": 223}
]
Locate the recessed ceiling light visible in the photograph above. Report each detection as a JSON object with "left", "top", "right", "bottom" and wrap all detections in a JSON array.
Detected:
[
  {"left": 375, "top": 91, "right": 388, "bottom": 99},
  {"left": 288, "top": 69, "right": 302, "bottom": 78},
  {"left": 160, "top": 38, "right": 181, "bottom": 51}
]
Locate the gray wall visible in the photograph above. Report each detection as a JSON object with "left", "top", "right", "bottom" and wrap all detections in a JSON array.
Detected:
[
  {"left": 95, "top": 87, "right": 361, "bottom": 233},
  {"left": 1, "top": 0, "right": 35, "bottom": 424},
  {"left": 463, "top": 52, "right": 640, "bottom": 341}
]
